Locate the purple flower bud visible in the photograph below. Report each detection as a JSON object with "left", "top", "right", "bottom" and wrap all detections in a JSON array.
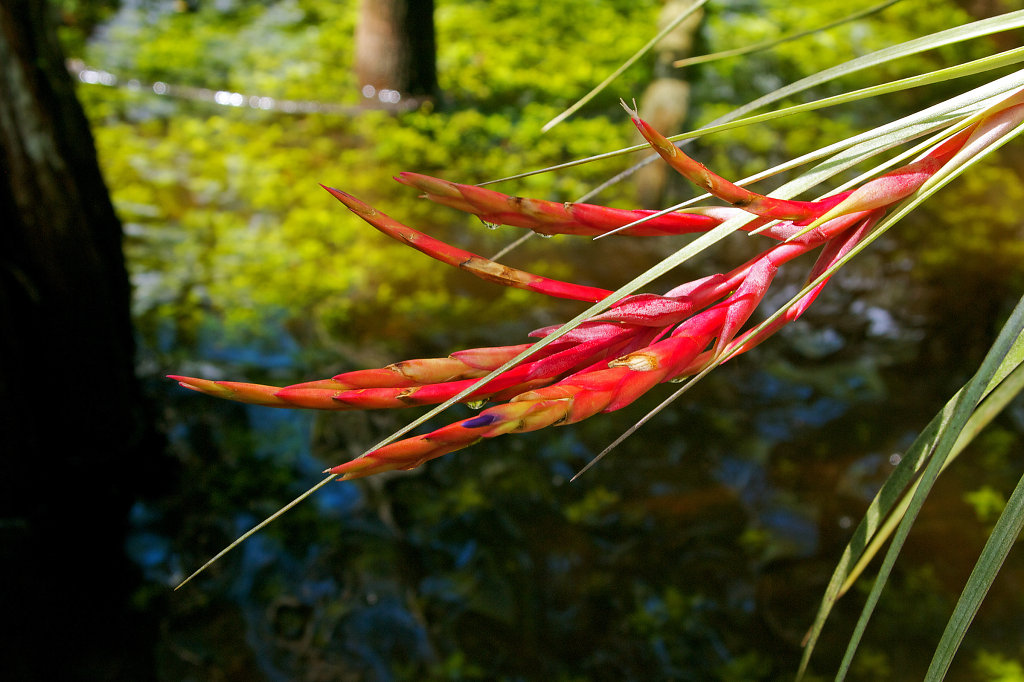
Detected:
[{"left": 462, "top": 414, "right": 498, "bottom": 429}]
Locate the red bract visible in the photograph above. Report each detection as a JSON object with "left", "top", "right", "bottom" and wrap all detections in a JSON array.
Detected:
[{"left": 172, "top": 91, "right": 1024, "bottom": 481}]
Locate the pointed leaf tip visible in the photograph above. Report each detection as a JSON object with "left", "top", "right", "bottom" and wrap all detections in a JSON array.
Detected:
[
  {"left": 321, "top": 185, "right": 375, "bottom": 216},
  {"left": 394, "top": 171, "right": 464, "bottom": 199},
  {"left": 167, "top": 375, "right": 203, "bottom": 391},
  {"left": 321, "top": 184, "right": 360, "bottom": 208}
]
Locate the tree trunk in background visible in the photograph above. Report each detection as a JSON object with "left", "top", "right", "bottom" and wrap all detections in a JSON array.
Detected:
[
  {"left": 635, "top": 0, "right": 703, "bottom": 208},
  {"left": 355, "top": 0, "right": 438, "bottom": 98},
  {"left": 954, "top": 0, "right": 1020, "bottom": 49},
  {"left": 0, "top": 1, "right": 159, "bottom": 678}
]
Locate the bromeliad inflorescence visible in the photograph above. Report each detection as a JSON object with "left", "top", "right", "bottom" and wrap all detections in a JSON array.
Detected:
[{"left": 171, "top": 91, "right": 1024, "bottom": 482}]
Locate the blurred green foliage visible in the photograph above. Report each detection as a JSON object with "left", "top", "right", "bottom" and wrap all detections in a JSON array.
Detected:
[
  {"left": 974, "top": 651, "right": 1024, "bottom": 682},
  {"left": 70, "top": 0, "right": 665, "bottom": 368}
]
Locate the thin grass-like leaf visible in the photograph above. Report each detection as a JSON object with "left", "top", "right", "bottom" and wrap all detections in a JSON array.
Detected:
[
  {"left": 840, "top": 360, "right": 1024, "bottom": 598},
  {"left": 572, "top": 352, "right": 719, "bottom": 480},
  {"left": 599, "top": 75, "right": 1021, "bottom": 239},
  {"left": 785, "top": 114, "right": 1024, "bottom": 677},
  {"left": 798, "top": 354, "right": 1024, "bottom": 678},
  {"left": 798, "top": 389, "right": 959, "bottom": 677},
  {"left": 827, "top": 331, "right": 1024, "bottom": 675},
  {"left": 672, "top": 0, "right": 903, "bottom": 68},
  {"left": 837, "top": 330, "right": 1024, "bottom": 603},
  {"left": 175, "top": 474, "right": 337, "bottom": 590},
  {"left": 484, "top": 10, "right": 1024, "bottom": 188},
  {"left": 926, "top": 429, "right": 1024, "bottom": 680},
  {"left": 833, "top": 294, "right": 1024, "bottom": 682},
  {"left": 488, "top": 230, "right": 535, "bottom": 261},
  {"left": 546, "top": 1, "right": 1015, "bottom": 141},
  {"left": 540, "top": 0, "right": 708, "bottom": 132},
  {"left": 711, "top": 45, "right": 1024, "bottom": 146}
]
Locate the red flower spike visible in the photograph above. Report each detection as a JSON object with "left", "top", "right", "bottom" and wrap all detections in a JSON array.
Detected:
[
  {"left": 322, "top": 184, "right": 612, "bottom": 303},
  {"left": 624, "top": 103, "right": 846, "bottom": 222},
  {"left": 714, "top": 257, "right": 778, "bottom": 353},
  {"left": 395, "top": 171, "right": 724, "bottom": 237},
  {"left": 450, "top": 344, "right": 536, "bottom": 370},
  {"left": 169, "top": 376, "right": 297, "bottom": 408},
  {"left": 805, "top": 210, "right": 885, "bottom": 285},
  {"left": 177, "top": 91, "right": 1024, "bottom": 487},
  {"left": 811, "top": 131, "right": 968, "bottom": 226},
  {"left": 326, "top": 324, "right": 720, "bottom": 480}
]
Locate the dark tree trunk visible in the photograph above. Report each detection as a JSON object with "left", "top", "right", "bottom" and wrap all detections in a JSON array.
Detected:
[
  {"left": 953, "top": 0, "right": 1020, "bottom": 50},
  {"left": 355, "top": 0, "right": 437, "bottom": 97},
  {"left": 0, "top": 1, "right": 159, "bottom": 678}
]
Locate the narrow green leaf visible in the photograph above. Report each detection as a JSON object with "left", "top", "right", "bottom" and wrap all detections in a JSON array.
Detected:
[
  {"left": 581, "top": 69, "right": 1023, "bottom": 204},
  {"left": 175, "top": 473, "right": 337, "bottom": 590},
  {"left": 839, "top": 358, "right": 1024, "bottom": 600},
  {"left": 804, "top": 287, "right": 1024, "bottom": 668},
  {"left": 672, "top": 0, "right": 904, "bottom": 68},
  {"left": 551, "top": 5, "right": 1024, "bottom": 144},
  {"left": 483, "top": 11, "right": 1024, "bottom": 188},
  {"left": 791, "top": 115, "right": 1024, "bottom": 677},
  {"left": 926, "top": 441, "right": 1024, "bottom": 680},
  {"left": 798, "top": 387, "right": 956, "bottom": 678},
  {"left": 678, "top": 46, "right": 1024, "bottom": 151},
  {"left": 834, "top": 294, "right": 1024, "bottom": 682},
  {"left": 540, "top": 0, "right": 708, "bottom": 132}
]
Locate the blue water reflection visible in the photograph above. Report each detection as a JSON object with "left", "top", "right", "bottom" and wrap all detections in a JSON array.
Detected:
[{"left": 135, "top": 281, "right": 1024, "bottom": 680}]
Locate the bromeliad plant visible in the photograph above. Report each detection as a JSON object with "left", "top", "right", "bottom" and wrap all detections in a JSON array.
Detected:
[
  {"left": 172, "top": 95, "right": 1021, "bottom": 480},
  {"left": 172, "top": 8, "right": 1024, "bottom": 681}
]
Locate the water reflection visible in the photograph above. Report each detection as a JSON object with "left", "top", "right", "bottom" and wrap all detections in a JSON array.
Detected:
[{"left": 135, "top": 258, "right": 1024, "bottom": 680}]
